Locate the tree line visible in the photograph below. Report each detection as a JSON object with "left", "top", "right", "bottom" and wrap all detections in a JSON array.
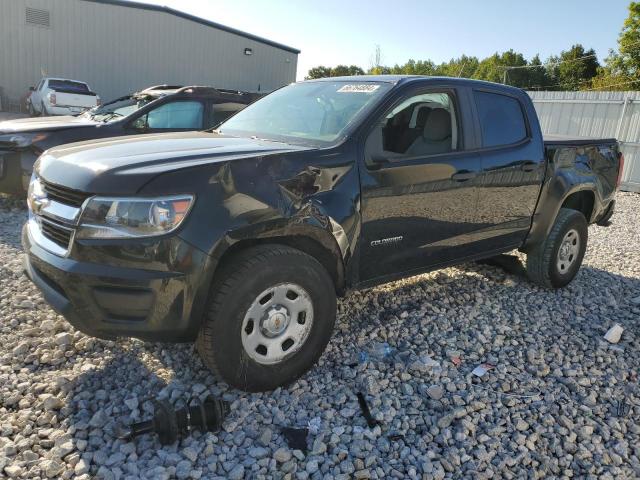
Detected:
[{"left": 306, "top": 2, "right": 640, "bottom": 91}]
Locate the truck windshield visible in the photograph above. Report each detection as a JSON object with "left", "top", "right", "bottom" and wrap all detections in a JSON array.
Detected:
[
  {"left": 82, "top": 96, "right": 153, "bottom": 122},
  {"left": 217, "top": 81, "right": 391, "bottom": 146}
]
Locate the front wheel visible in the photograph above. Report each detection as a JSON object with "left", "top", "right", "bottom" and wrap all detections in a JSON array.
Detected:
[
  {"left": 526, "top": 208, "right": 588, "bottom": 288},
  {"left": 197, "top": 245, "right": 337, "bottom": 392}
]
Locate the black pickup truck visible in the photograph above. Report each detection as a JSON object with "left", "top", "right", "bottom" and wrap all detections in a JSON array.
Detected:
[
  {"left": 0, "top": 85, "right": 256, "bottom": 194},
  {"left": 22, "top": 76, "right": 622, "bottom": 391}
]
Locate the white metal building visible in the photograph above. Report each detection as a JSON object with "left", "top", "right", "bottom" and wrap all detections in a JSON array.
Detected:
[
  {"left": 0, "top": 0, "right": 299, "bottom": 107},
  {"left": 529, "top": 90, "right": 640, "bottom": 193}
]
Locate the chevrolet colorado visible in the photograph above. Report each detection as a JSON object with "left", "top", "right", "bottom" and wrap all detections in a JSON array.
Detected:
[{"left": 22, "top": 76, "right": 622, "bottom": 391}]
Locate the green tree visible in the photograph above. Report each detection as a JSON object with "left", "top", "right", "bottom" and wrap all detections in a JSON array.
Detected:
[
  {"left": 593, "top": 2, "right": 640, "bottom": 90},
  {"left": 523, "top": 55, "right": 550, "bottom": 90},
  {"left": 305, "top": 66, "right": 332, "bottom": 79},
  {"left": 306, "top": 64, "right": 365, "bottom": 79},
  {"left": 472, "top": 50, "right": 528, "bottom": 86},
  {"left": 438, "top": 55, "right": 480, "bottom": 78},
  {"left": 330, "top": 65, "right": 350, "bottom": 77},
  {"left": 547, "top": 44, "right": 599, "bottom": 90}
]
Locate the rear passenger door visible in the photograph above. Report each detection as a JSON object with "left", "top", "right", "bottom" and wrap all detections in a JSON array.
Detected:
[{"left": 473, "top": 89, "right": 546, "bottom": 249}]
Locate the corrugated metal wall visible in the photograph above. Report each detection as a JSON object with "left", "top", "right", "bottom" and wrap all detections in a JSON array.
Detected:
[
  {"left": 0, "top": 0, "right": 298, "bottom": 104},
  {"left": 528, "top": 91, "right": 640, "bottom": 192}
]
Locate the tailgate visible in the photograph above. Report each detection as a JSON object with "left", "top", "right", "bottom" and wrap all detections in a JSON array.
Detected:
[{"left": 54, "top": 91, "right": 97, "bottom": 109}]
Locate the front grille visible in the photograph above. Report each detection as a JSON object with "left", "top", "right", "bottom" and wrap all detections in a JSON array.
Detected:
[
  {"left": 42, "top": 180, "right": 90, "bottom": 208},
  {"left": 40, "top": 219, "right": 73, "bottom": 249}
]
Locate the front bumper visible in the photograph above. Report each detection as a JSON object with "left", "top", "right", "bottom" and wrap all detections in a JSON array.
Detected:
[
  {"left": 22, "top": 224, "right": 213, "bottom": 342},
  {"left": 46, "top": 106, "right": 89, "bottom": 116}
]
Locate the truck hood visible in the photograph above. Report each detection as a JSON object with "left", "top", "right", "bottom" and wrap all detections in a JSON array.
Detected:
[
  {"left": 36, "top": 131, "right": 315, "bottom": 195},
  {"left": 0, "top": 115, "right": 98, "bottom": 134}
]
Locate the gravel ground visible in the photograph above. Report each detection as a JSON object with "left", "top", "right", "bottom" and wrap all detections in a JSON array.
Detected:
[
  {"left": 0, "top": 112, "right": 29, "bottom": 122},
  {"left": 0, "top": 193, "right": 639, "bottom": 480}
]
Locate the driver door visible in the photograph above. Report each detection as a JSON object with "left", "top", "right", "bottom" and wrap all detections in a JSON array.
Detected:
[{"left": 358, "top": 86, "right": 483, "bottom": 283}]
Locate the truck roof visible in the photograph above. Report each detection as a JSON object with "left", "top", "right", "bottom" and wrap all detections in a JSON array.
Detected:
[{"left": 308, "top": 75, "right": 525, "bottom": 93}]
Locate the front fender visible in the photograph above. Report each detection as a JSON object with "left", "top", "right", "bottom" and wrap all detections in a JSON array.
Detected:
[{"left": 209, "top": 203, "right": 349, "bottom": 284}]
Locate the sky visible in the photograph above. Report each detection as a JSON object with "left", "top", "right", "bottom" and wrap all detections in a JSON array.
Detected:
[{"left": 138, "top": 0, "right": 632, "bottom": 80}]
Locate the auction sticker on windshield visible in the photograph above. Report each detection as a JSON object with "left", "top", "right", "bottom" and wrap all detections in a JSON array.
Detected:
[{"left": 337, "top": 84, "right": 380, "bottom": 93}]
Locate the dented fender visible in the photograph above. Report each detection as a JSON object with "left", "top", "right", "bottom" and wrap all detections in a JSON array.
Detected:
[{"left": 152, "top": 149, "right": 362, "bottom": 292}]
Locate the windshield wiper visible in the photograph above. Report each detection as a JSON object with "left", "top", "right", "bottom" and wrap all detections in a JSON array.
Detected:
[{"left": 100, "top": 112, "right": 124, "bottom": 123}]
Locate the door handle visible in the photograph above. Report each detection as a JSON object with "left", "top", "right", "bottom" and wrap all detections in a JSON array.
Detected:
[
  {"left": 521, "top": 162, "right": 538, "bottom": 172},
  {"left": 451, "top": 171, "right": 477, "bottom": 182}
]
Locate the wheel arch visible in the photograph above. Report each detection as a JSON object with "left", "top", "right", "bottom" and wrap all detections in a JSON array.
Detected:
[
  {"left": 560, "top": 189, "right": 595, "bottom": 222},
  {"left": 209, "top": 221, "right": 348, "bottom": 297},
  {"left": 522, "top": 177, "right": 599, "bottom": 253}
]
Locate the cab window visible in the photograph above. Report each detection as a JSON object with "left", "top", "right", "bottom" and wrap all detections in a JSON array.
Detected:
[
  {"left": 133, "top": 100, "right": 204, "bottom": 130},
  {"left": 474, "top": 91, "right": 527, "bottom": 147},
  {"left": 366, "top": 91, "right": 459, "bottom": 165}
]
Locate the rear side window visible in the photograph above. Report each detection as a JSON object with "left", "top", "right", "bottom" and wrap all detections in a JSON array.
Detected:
[
  {"left": 474, "top": 91, "right": 527, "bottom": 147},
  {"left": 48, "top": 80, "right": 90, "bottom": 93}
]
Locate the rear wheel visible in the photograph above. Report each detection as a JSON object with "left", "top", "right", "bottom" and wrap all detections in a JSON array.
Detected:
[
  {"left": 526, "top": 208, "right": 588, "bottom": 288},
  {"left": 41, "top": 101, "right": 48, "bottom": 116},
  {"left": 197, "top": 245, "right": 336, "bottom": 392},
  {"left": 27, "top": 101, "right": 37, "bottom": 117}
]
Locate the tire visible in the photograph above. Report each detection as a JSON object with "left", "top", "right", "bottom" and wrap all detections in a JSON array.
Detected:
[
  {"left": 526, "top": 208, "right": 588, "bottom": 289},
  {"left": 27, "top": 101, "right": 37, "bottom": 117},
  {"left": 197, "top": 245, "right": 337, "bottom": 392},
  {"left": 41, "top": 102, "right": 48, "bottom": 116}
]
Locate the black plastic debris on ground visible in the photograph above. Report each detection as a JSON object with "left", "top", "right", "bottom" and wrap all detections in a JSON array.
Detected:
[
  {"left": 281, "top": 427, "right": 309, "bottom": 453},
  {"left": 356, "top": 392, "right": 378, "bottom": 428}
]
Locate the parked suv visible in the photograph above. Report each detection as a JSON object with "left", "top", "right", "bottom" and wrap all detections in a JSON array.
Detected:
[
  {"left": 23, "top": 77, "right": 621, "bottom": 392},
  {"left": 0, "top": 85, "right": 257, "bottom": 194}
]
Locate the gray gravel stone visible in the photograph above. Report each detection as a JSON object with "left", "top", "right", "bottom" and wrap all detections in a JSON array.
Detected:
[
  {"left": 274, "top": 447, "right": 292, "bottom": 463},
  {"left": 1, "top": 194, "right": 639, "bottom": 479},
  {"left": 228, "top": 464, "right": 245, "bottom": 480},
  {"left": 426, "top": 385, "right": 444, "bottom": 400}
]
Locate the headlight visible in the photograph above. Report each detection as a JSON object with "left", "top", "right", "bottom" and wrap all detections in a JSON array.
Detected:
[
  {"left": 0, "top": 133, "right": 47, "bottom": 148},
  {"left": 27, "top": 175, "right": 46, "bottom": 213},
  {"left": 76, "top": 195, "right": 194, "bottom": 239}
]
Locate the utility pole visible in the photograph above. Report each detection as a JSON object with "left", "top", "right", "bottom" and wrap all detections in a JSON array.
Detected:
[{"left": 503, "top": 68, "right": 508, "bottom": 85}]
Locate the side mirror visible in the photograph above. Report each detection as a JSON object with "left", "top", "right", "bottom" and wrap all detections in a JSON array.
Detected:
[{"left": 29, "top": 86, "right": 35, "bottom": 91}]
